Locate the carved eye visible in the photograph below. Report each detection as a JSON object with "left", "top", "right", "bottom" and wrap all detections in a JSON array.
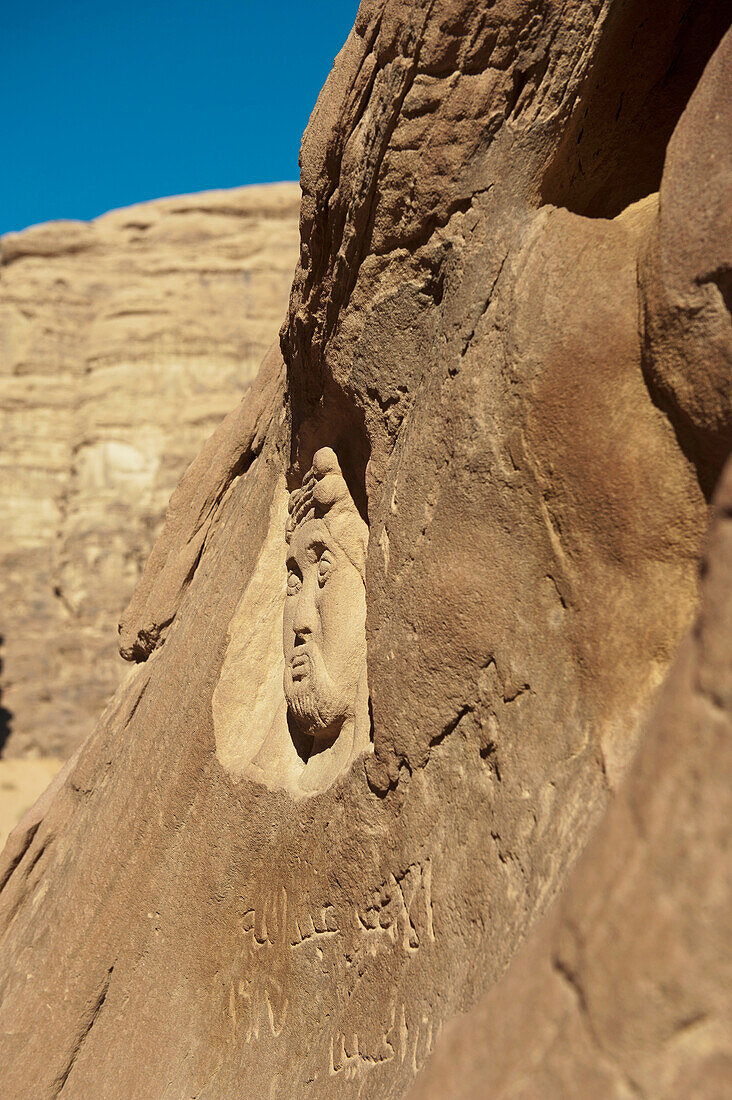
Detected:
[
  {"left": 287, "top": 568, "right": 302, "bottom": 595},
  {"left": 317, "top": 551, "right": 334, "bottom": 587}
]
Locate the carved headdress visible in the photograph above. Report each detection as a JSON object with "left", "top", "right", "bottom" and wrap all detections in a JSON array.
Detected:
[{"left": 286, "top": 448, "right": 368, "bottom": 580}]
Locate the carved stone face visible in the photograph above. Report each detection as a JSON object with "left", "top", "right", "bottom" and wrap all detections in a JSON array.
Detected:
[{"left": 283, "top": 515, "right": 367, "bottom": 741}]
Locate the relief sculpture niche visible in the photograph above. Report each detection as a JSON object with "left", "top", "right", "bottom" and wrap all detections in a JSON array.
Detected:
[{"left": 213, "top": 448, "right": 371, "bottom": 795}]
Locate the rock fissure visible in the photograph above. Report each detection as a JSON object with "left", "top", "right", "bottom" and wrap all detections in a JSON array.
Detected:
[{"left": 54, "top": 965, "right": 115, "bottom": 1098}]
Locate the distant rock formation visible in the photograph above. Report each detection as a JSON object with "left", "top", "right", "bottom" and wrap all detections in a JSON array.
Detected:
[
  {"left": 0, "top": 4, "right": 729, "bottom": 1099},
  {"left": 0, "top": 183, "right": 299, "bottom": 757}
]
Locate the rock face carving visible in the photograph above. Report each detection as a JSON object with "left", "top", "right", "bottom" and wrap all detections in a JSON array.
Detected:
[
  {"left": 212, "top": 448, "right": 370, "bottom": 796},
  {"left": 284, "top": 449, "right": 369, "bottom": 749}
]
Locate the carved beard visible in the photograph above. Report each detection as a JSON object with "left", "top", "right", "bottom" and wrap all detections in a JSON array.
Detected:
[{"left": 284, "top": 644, "right": 350, "bottom": 737}]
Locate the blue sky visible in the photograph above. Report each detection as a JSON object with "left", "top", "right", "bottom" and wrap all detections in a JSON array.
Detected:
[{"left": 1, "top": 0, "right": 359, "bottom": 235}]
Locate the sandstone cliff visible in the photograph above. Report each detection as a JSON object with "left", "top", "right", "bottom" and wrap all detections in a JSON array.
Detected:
[
  {"left": 410, "top": 467, "right": 732, "bottom": 1098},
  {"left": 0, "top": 3, "right": 729, "bottom": 1099},
  {"left": 0, "top": 183, "right": 300, "bottom": 756}
]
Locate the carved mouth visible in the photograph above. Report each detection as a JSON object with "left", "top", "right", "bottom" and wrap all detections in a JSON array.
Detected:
[{"left": 290, "top": 647, "right": 311, "bottom": 682}]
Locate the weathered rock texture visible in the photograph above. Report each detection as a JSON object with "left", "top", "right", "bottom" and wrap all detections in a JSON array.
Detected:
[
  {"left": 409, "top": 461, "right": 732, "bottom": 1100},
  {"left": 0, "top": 183, "right": 300, "bottom": 757},
  {"left": 0, "top": 3, "right": 730, "bottom": 1098}
]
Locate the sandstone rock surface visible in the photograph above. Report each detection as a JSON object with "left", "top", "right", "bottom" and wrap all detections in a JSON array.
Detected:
[
  {"left": 0, "top": 4, "right": 730, "bottom": 1099},
  {"left": 409, "top": 464, "right": 732, "bottom": 1100},
  {"left": 0, "top": 183, "right": 300, "bottom": 757}
]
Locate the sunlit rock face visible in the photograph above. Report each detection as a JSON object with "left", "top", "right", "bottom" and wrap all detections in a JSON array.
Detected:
[
  {"left": 0, "top": 183, "right": 300, "bottom": 757},
  {"left": 410, "top": 462, "right": 732, "bottom": 1100},
  {"left": 0, "top": 4, "right": 730, "bottom": 1100}
]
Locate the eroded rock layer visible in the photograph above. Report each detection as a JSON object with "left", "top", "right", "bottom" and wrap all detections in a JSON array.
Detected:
[
  {"left": 410, "top": 460, "right": 732, "bottom": 1100},
  {"left": 0, "top": 4, "right": 729, "bottom": 1099},
  {"left": 0, "top": 184, "right": 299, "bottom": 756}
]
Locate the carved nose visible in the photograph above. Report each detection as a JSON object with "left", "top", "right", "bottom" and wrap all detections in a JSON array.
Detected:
[{"left": 292, "top": 581, "right": 317, "bottom": 638}]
